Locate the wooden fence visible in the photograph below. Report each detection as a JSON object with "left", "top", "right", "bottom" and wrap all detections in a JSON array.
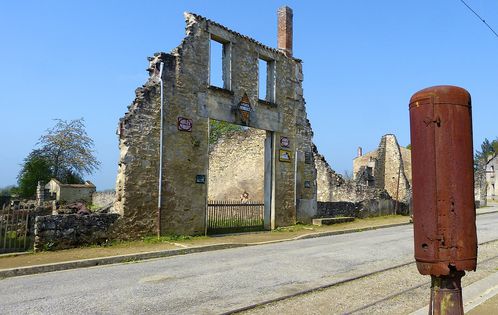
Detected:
[{"left": 207, "top": 200, "right": 264, "bottom": 234}]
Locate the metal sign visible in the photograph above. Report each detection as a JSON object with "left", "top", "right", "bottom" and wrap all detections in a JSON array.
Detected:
[
  {"left": 177, "top": 117, "right": 193, "bottom": 132},
  {"left": 280, "top": 137, "right": 290, "bottom": 148},
  {"left": 195, "top": 175, "right": 206, "bottom": 184},
  {"left": 237, "top": 93, "right": 252, "bottom": 125},
  {"left": 279, "top": 150, "right": 292, "bottom": 162}
]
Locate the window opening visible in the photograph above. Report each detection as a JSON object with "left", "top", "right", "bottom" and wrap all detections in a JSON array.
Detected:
[
  {"left": 210, "top": 36, "right": 231, "bottom": 90},
  {"left": 258, "top": 57, "right": 275, "bottom": 103}
]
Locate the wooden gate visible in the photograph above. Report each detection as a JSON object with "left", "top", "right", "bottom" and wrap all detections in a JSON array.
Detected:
[
  {"left": 207, "top": 200, "right": 264, "bottom": 234},
  {"left": 0, "top": 207, "right": 31, "bottom": 254}
]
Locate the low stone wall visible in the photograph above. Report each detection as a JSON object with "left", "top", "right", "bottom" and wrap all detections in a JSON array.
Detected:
[
  {"left": 34, "top": 213, "right": 120, "bottom": 251},
  {"left": 92, "top": 191, "right": 115, "bottom": 208},
  {"left": 317, "top": 200, "right": 409, "bottom": 219}
]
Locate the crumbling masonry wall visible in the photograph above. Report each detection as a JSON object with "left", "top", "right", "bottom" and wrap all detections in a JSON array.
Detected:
[
  {"left": 115, "top": 12, "right": 316, "bottom": 236},
  {"left": 353, "top": 134, "right": 411, "bottom": 203},
  {"left": 208, "top": 128, "right": 266, "bottom": 201},
  {"left": 313, "top": 145, "right": 344, "bottom": 202}
]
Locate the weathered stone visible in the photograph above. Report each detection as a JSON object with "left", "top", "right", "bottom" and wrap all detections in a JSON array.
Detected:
[
  {"left": 312, "top": 217, "right": 355, "bottom": 226},
  {"left": 208, "top": 128, "right": 266, "bottom": 201},
  {"left": 34, "top": 213, "right": 120, "bottom": 251},
  {"left": 353, "top": 134, "right": 412, "bottom": 203},
  {"left": 115, "top": 11, "right": 316, "bottom": 236}
]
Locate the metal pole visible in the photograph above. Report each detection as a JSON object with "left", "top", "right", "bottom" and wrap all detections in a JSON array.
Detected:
[
  {"left": 157, "top": 62, "right": 165, "bottom": 238},
  {"left": 429, "top": 269, "right": 465, "bottom": 314}
]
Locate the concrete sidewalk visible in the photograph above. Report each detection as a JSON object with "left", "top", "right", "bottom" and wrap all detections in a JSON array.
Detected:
[{"left": 411, "top": 271, "right": 498, "bottom": 314}]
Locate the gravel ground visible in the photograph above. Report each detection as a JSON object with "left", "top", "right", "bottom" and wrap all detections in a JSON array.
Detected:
[{"left": 240, "top": 241, "right": 498, "bottom": 315}]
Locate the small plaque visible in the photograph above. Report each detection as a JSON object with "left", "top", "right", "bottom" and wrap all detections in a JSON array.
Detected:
[
  {"left": 196, "top": 175, "right": 206, "bottom": 184},
  {"left": 280, "top": 137, "right": 290, "bottom": 148},
  {"left": 304, "top": 181, "right": 311, "bottom": 188},
  {"left": 178, "top": 117, "right": 193, "bottom": 132},
  {"left": 305, "top": 151, "right": 312, "bottom": 164},
  {"left": 279, "top": 150, "right": 292, "bottom": 163}
]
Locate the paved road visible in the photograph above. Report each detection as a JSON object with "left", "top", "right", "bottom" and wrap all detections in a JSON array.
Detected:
[{"left": 2, "top": 213, "right": 498, "bottom": 315}]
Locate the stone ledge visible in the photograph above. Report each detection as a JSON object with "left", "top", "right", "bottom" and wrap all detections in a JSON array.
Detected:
[{"left": 312, "top": 217, "right": 355, "bottom": 226}]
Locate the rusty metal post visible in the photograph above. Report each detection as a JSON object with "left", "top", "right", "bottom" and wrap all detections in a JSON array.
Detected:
[{"left": 409, "top": 86, "right": 477, "bottom": 315}]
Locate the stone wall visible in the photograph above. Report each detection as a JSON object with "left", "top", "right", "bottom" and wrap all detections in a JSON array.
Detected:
[
  {"left": 34, "top": 213, "right": 120, "bottom": 251},
  {"left": 115, "top": 11, "right": 316, "bottom": 236},
  {"left": 314, "top": 144, "right": 392, "bottom": 204},
  {"left": 381, "top": 135, "right": 411, "bottom": 202},
  {"left": 92, "top": 191, "right": 116, "bottom": 208},
  {"left": 208, "top": 128, "right": 265, "bottom": 201},
  {"left": 317, "top": 199, "right": 408, "bottom": 218},
  {"left": 313, "top": 145, "right": 344, "bottom": 202},
  {"left": 353, "top": 134, "right": 411, "bottom": 203}
]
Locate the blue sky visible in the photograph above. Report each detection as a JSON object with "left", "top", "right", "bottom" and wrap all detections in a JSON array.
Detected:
[{"left": 1, "top": 1, "right": 497, "bottom": 190}]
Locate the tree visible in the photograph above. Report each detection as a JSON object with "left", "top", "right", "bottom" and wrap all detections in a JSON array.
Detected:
[
  {"left": 0, "top": 185, "right": 16, "bottom": 197},
  {"left": 474, "top": 138, "right": 497, "bottom": 170},
  {"left": 37, "top": 118, "right": 100, "bottom": 180},
  {"left": 16, "top": 118, "right": 100, "bottom": 198},
  {"left": 16, "top": 151, "right": 52, "bottom": 198}
]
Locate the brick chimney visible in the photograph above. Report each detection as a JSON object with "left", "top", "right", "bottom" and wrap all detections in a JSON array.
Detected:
[
  {"left": 358, "top": 147, "right": 363, "bottom": 157},
  {"left": 278, "top": 6, "right": 293, "bottom": 57}
]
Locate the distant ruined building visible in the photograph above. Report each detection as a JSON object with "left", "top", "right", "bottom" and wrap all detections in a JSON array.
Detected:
[
  {"left": 313, "top": 134, "right": 412, "bottom": 218},
  {"left": 353, "top": 134, "right": 412, "bottom": 203},
  {"left": 485, "top": 154, "right": 498, "bottom": 201}
]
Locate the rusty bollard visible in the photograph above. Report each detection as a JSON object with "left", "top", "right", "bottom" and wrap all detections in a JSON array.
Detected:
[{"left": 409, "top": 86, "right": 477, "bottom": 314}]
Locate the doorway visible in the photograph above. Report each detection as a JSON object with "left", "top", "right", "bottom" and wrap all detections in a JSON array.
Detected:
[{"left": 206, "top": 119, "right": 273, "bottom": 234}]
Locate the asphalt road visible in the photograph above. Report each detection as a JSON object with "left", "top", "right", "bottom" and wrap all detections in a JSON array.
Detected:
[{"left": 2, "top": 212, "right": 498, "bottom": 315}]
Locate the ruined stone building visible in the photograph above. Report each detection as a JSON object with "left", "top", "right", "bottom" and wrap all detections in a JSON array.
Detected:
[
  {"left": 44, "top": 179, "right": 96, "bottom": 203},
  {"left": 313, "top": 145, "right": 390, "bottom": 202},
  {"left": 313, "top": 145, "right": 346, "bottom": 202},
  {"left": 115, "top": 7, "right": 316, "bottom": 236},
  {"left": 485, "top": 154, "right": 498, "bottom": 200},
  {"left": 353, "top": 134, "right": 412, "bottom": 203}
]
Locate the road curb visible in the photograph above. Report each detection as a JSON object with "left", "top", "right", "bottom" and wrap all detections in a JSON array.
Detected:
[
  {"left": 0, "top": 221, "right": 412, "bottom": 279},
  {"left": 0, "top": 243, "right": 250, "bottom": 279},
  {"left": 293, "top": 222, "right": 411, "bottom": 240}
]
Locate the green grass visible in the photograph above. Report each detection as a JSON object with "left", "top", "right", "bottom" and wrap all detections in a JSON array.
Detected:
[
  {"left": 141, "top": 234, "right": 206, "bottom": 243},
  {"left": 273, "top": 223, "right": 314, "bottom": 233}
]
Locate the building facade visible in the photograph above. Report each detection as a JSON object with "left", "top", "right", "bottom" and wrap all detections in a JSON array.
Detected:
[
  {"left": 486, "top": 154, "right": 498, "bottom": 200},
  {"left": 115, "top": 8, "right": 317, "bottom": 236},
  {"left": 44, "top": 179, "right": 96, "bottom": 203}
]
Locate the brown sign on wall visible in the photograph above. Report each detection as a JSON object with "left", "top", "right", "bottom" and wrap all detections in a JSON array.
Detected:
[
  {"left": 177, "top": 117, "right": 193, "bottom": 132},
  {"left": 280, "top": 136, "right": 290, "bottom": 148}
]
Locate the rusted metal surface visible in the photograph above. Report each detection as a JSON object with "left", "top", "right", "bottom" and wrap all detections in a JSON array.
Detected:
[
  {"left": 429, "top": 269, "right": 465, "bottom": 315},
  {"left": 409, "top": 85, "right": 477, "bottom": 276}
]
